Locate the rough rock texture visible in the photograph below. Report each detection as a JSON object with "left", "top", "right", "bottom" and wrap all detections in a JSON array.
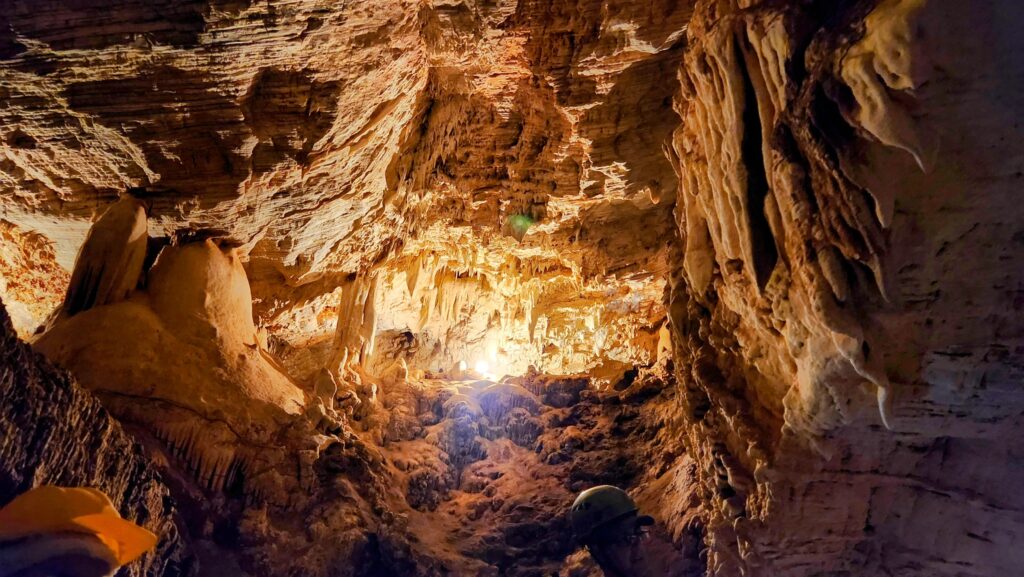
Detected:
[
  {"left": 362, "top": 363, "right": 704, "bottom": 577},
  {"left": 1, "top": 0, "right": 1023, "bottom": 576},
  {"left": 0, "top": 299, "right": 195, "bottom": 576},
  {"left": 666, "top": 0, "right": 1024, "bottom": 575},
  {"left": 0, "top": 0, "right": 689, "bottom": 378},
  {"left": 0, "top": 219, "right": 68, "bottom": 336}
]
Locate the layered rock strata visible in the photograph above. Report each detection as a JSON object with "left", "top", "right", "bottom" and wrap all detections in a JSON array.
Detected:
[{"left": 0, "top": 0, "right": 689, "bottom": 372}]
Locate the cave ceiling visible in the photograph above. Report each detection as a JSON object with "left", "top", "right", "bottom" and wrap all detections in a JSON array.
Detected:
[{"left": 0, "top": 0, "right": 693, "bottom": 381}]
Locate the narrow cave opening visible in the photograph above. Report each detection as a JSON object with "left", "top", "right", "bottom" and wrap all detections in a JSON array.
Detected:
[{"left": 735, "top": 36, "right": 780, "bottom": 292}]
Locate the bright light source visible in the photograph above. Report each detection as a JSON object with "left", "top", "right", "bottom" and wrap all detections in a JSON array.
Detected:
[{"left": 474, "top": 360, "right": 490, "bottom": 375}]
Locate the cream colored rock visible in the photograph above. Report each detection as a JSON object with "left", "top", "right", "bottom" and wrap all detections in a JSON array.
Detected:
[
  {"left": 62, "top": 195, "right": 147, "bottom": 317},
  {"left": 36, "top": 237, "right": 307, "bottom": 493},
  {"left": 841, "top": 0, "right": 938, "bottom": 174},
  {"left": 0, "top": 221, "right": 68, "bottom": 337}
]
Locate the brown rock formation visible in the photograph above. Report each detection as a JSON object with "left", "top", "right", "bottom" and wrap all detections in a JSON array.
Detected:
[
  {"left": 666, "top": 1, "right": 1024, "bottom": 575},
  {"left": 0, "top": 0, "right": 1022, "bottom": 576},
  {"left": 0, "top": 298, "right": 195, "bottom": 576},
  {"left": 0, "top": 220, "right": 68, "bottom": 336}
]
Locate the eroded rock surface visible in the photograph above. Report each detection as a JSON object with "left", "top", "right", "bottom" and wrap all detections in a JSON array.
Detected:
[
  {"left": 1, "top": 0, "right": 1023, "bottom": 576},
  {"left": 666, "top": 1, "right": 1024, "bottom": 575}
]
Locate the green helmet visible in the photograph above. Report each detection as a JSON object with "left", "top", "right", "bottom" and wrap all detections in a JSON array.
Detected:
[{"left": 570, "top": 485, "right": 638, "bottom": 540}]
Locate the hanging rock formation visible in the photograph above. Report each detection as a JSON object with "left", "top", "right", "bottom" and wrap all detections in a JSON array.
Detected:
[
  {"left": 61, "top": 194, "right": 148, "bottom": 317},
  {"left": 666, "top": 0, "right": 1024, "bottom": 575}
]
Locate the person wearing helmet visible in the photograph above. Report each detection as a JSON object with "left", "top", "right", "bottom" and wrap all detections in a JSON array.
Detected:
[
  {"left": 0, "top": 485, "right": 158, "bottom": 577},
  {"left": 570, "top": 485, "right": 701, "bottom": 577}
]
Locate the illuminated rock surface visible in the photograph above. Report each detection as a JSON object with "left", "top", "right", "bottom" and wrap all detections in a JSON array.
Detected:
[{"left": 1, "top": 0, "right": 1023, "bottom": 575}]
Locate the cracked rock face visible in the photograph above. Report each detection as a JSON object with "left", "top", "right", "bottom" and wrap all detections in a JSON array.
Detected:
[{"left": 1, "top": 0, "right": 1023, "bottom": 576}]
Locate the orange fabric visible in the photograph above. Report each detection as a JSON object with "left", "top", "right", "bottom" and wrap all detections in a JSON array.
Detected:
[{"left": 0, "top": 486, "right": 158, "bottom": 565}]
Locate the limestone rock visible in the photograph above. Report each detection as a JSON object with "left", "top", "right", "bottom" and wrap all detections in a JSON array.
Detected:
[
  {"left": 667, "top": 1, "right": 1024, "bottom": 575},
  {"left": 0, "top": 0, "right": 1022, "bottom": 576}
]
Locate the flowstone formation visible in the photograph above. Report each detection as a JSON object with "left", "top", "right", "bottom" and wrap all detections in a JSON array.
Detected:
[{"left": 0, "top": 0, "right": 1022, "bottom": 576}]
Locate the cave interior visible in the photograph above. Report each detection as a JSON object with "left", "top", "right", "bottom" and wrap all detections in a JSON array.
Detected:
[{"left": 1, "top": 1, "right": 1023, "bottom": 576}]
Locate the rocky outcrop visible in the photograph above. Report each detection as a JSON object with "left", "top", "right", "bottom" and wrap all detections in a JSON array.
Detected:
[
  {"left": 0, "top": 298, "right": 195, "bottom": 576},
  {"left": 338, "top": 363, "right": 704, "bottom": 577},
  {"left": 36, "top": 233, "right": 309, "bottom": 498}
]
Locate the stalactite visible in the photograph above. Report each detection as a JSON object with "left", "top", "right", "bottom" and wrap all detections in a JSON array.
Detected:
[
  {"left": 332, "top": 273, "right": 380, "bottom": 369},
  {"left": 359, "top": 275, "right": 379, "bottom": 365},
  {"left": 407, "top": 254, "right": 423, "bottom": 297},
  {"left": 153, "top": 421, "right": 248, "bottom": 494}
]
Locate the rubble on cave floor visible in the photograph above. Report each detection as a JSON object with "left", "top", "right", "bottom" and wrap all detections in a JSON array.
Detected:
[
  {"left": 158, "top": 363, "right": 702, "bottom": 577},
  {"left": 349, "top": 365, "right": 702, "bottom": 576}
]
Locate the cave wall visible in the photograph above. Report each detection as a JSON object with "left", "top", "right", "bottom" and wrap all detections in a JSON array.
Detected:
[
  {"left": 0, "top": 0, "right": 1022, "bottom": 576},
  {"left": 666, "top": 0, "right": 1024, "bottom": 575},
  {"left": 0, "top": 298, "right": 195, "bottom": 576}
]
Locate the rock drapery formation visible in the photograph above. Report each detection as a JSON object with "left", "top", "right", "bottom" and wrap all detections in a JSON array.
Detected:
[
  {"left": 0, "top": 0, "right": 1022, "bottom": 576},
  {"left": 666, "top": 1, "right": 1024, "bottom": 575}
]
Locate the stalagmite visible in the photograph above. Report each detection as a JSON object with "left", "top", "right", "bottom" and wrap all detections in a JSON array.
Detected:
[
  {"left": 314, "top": 367, "right": 339, "bottom": 410},
  {"left": 62, "top": 195, "right": 148, "bottom": 316}
]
